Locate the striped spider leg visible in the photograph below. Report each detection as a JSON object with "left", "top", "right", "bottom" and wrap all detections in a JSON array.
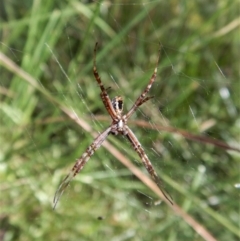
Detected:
[
  {"left": 53, "top": 43, "right": 172, "bottom": 209},
  {"left": 53, "top": 127, "right": 112, "bottom": 209}
]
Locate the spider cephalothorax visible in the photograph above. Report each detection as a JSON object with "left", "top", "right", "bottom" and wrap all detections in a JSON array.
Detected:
[{"left": 53, "top": 43, "right": 172, "bottom": 209}]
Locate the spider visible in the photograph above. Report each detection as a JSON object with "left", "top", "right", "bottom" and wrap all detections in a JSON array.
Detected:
[{"left": 53, "top": 42, "right": 173, "bottom": 209}]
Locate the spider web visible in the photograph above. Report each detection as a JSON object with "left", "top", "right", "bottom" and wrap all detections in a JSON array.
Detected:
[{"left": 0, "top": 0, "right": 239, "bottom": 241}]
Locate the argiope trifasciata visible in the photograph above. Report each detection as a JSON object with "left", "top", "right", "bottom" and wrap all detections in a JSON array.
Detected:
[{"left": 53, "top": 43, "right": 173, "bottom": 209}]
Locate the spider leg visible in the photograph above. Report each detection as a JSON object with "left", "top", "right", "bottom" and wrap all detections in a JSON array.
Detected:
[
  {"left": 93, "top": 42, "right": 118, "bottom": 120},
  {"left": 124, "top": 125, "right": 173, "bottom": 205},
  {"left": 53, "top": 126, "right": 112, "bottom": 209},
  {"left": 124, "top": 45, "right": 161, "bottom": 119}
]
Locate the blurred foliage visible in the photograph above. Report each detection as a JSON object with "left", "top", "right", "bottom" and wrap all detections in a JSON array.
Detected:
[{"left": 0, "top": 0, "right": 239, "bottom": 240}]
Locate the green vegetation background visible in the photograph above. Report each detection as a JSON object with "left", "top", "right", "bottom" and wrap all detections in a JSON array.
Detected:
[{"left": 0, "top": 0, "right": 239, "bottom": 240}]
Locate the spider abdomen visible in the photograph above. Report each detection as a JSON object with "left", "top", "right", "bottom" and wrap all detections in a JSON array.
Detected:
[{"left": 112, "top": 96, "right": 123, "bottom": 115}]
